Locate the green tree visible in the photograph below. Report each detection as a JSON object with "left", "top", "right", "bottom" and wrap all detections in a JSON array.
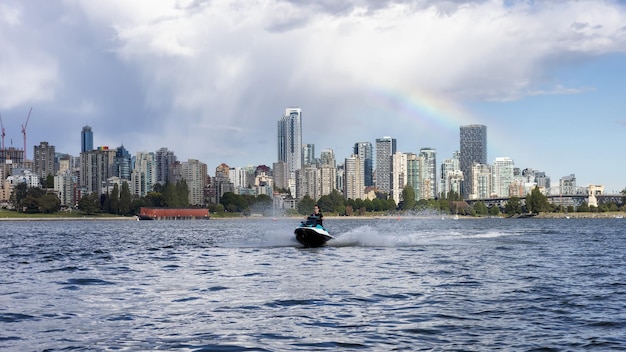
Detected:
[
  {"left": 220, "top": 192, "right": 247, "bottom": 212},
  {"left": 78, "top": 193, "right": 101, "bottom": 215},
  {"left": 505, "top": 197, "right": 522, "bottom": 216},
  {"left": 39, "top": 193, "right": 61, "bottom": 213},
  {"left": 297, "top": 195, "right": 315, "bottom": 215},
  {"left": 525, "top": 186, "right": 549, "bottom": 214},
  {"left": 175, "top": 180, "right": 190, "bottom": 207},
  {"left": 144, "top": 192, "right": 164, "bottom": 207},
  {"left": 119, "top": 181, "right": 132, "bottom": 215},
  {"left": 44, "top": 175, "right": 55, "bottom": 189},
  {"left": 317, "top": 190, "right": 345, "bottom": 214},
  {"left": 110, "top": 183, "right": 120, "bottom": 215},
  {"left": 10, "top": 182, "right": 29, "bottom": 211},
  {"left": 488, "top": 205, "right": 500, "bottom": 216},
  {"left": 401, "top": 186, "right": 416, "bottom": 211},
  {"left": 473, "top": 201, "right": 488, "bottom": 216}
]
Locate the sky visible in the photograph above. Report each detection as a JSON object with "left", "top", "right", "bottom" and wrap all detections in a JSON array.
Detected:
[{"left": 1, "top": 0, "right": 626, "bottom": 193}]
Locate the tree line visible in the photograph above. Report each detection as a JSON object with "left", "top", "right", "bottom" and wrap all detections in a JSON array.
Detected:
[
  {"left": 6, "top": 179, "right": 626, "bottom": 217},
  {"left": 8, "top": 179, "right": 193, "bottom": 216}
]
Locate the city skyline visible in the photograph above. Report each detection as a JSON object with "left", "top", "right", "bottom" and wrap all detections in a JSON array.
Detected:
[{"left": 1, "top": 1, "right": 626, "bottom": 192}]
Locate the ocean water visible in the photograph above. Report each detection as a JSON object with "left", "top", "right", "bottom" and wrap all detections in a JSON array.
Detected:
[{"left": 1, "top": 217, "right": 625, "bottom": 351}]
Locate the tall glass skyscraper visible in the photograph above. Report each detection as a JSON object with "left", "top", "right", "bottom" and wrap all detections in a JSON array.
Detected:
[
  {"left": 460, "top": 124, "right": 487, "bottom": 198},
  {"left": 277, "top": 108, "right": 303, "bottom": 175},
  {"left": 113, "top": 145, "right": 132, "bottom": 181},
  {"left": 81, "top": 126, "right": 93, "bottom": 153},
  {"left": 353, "top": 142, "right": 373, "bottom": 187},
  {"left": 375, "top": 136, "right": 396, "bottom": 195}
]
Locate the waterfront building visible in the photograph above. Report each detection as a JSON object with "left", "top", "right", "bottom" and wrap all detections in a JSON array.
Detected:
[
  {"left": 211, "top": 163, "right": 234, "bottom": 204},
  {"left": 155, "top": 147, "right": 177, "bottom": 185},
  {"left": 375, "top": 136, "right": 396, "bottom": 195},
  {"left": 297, "top": 165, "right": 320, "bottom": 200},
  {"left": 80, "top": 147, "right": 115, "bottom": 195},
  {"left": 229, "top": 166, "right": 248, "bottom": 192},
  {"left": 81, "top": 126, "right": 93, "bottom": 153},
  {"left": 319, "top": 149, "right": 337, "bottom": 197},
  {"left": 131, "top": 151, "right": 156, "bottom": 198},
  {"left": 470, "top": 163, "right": 492, "bottom": 200},
  {"left": 460, "top": 125, "right": 487, "bottom": 199},
  {"left": 536, "top": 172, "right": 551, "bottom": 189},
  {"left": 277, "top": 108, "right": 303, "bottom": 196},
  {"left": 113, "top": 145, "right": 132, "bottom": 181},
  {"left": 419, "top": 147, "right": 437, "bottom": 200},
  {"left": 344, "top": 154, "right": 364, "bottom": 200},
  {"left": 391, "top": 151, "right": 407, "bottom": 203},
  {"left": 406, "top": 153, "right": 421, "bottom": 202},
  {"left": 354, "top": 142, "right": 373, "bottom": 187},
  {"left": 182, "top": 159, "right": 207, "bottom": 206},
  {"left": 440, "top": 151, "right": 462, "bottom": 198},
  {"left": 272, "top": 161, "right": 289, "bottom": 191},
  {"left": 33, "top": 141, "right": 56, "bottom": 179},
  {"left": 560, "top": 174, "right": 577, "bottom": 195},
  {"left": 492, "top": 157, "right": 515, "bottom": 197},
  {"left": 335, "top": 162, "right": 345, "bottom": 196}
]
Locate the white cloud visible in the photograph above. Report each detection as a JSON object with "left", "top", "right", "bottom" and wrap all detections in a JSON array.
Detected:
[{"left": 3, "top": 0, "right": 626, "bottom": 190}]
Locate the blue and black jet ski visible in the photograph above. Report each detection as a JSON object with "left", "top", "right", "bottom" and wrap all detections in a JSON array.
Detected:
[{"left": 294, "top": 217, "right": 333, "bottom": 248}]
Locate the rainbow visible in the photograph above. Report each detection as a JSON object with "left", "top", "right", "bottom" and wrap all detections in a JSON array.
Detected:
[
  {"left": 366, "top": 86, "right": 508, "bottom": 158},
  {"left": 366, "top": 86, "right": 476, "bottom": 133}
]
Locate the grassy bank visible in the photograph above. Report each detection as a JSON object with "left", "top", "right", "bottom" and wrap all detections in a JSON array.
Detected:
[{"left": 0, "top": 209, "right": 135, "bottom": 220}]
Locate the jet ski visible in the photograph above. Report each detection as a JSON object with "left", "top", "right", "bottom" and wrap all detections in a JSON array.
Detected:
[{"left": 294, "top": 217, "right": 334, "bottom": 247}]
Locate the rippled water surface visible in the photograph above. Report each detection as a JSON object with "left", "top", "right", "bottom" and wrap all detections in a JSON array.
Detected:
[{"left": 1, "top": 217, "right": 625, "bottom": 351}]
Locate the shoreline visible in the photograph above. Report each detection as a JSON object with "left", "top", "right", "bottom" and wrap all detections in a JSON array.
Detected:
[
  {"left": 0, "top": 216, "right": 137, "bottom": 221},
  {"left": 1, "top": 211, "right": 624, "bottom": 221}
]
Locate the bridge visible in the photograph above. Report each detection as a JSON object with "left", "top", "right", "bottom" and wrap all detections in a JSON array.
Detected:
[{"left": 466, "top": 186, "right": 624, "bottom": 209}]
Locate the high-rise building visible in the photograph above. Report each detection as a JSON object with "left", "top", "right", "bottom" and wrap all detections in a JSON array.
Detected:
[
  {"left": 272, "top": 161, "right": 289, "bottom": 191},
  {"left": 492, "top": 157, "right": 514, "bottom": 197},
  {"left": 406, "top": 153, "right": 421, "bottom": 202},
  {"left": 319, "top": 149, "right": 336, "bottom": 168},
  {"left": 319, "top": 149, "right": 337, "bottom": 198},
  {"left": 419, "top": 147, "right": 437, "bottom": 200},
  {"left": 131, "top": 151, "right": 156, "bottom": 197},
  {"left": 80, "top": 146, "right": 115, "bottom": 195},
  {"left": 440, "top": 151, "right": 462, "bottom": 198},
  {"left": 375, "top": 136, "right": 396, "bottom": 195},
  {"left": 471, "top": 163, "right": 492, "bottom": 199},
  {"left": 277, "top": 108, "right": 303, "bottom": 175},
  {"left": 303, "top": 143, "right": 315, "bottom": 166},
  {"left": 182, "top": 159, "right": 207, "bottom": 206},
  {"left": 54, "top": 173, "right": 77, "bottom": 207},
  {"left": 344, "top": 154, "right": 364, "bottom": 200},
  {"left": 354, "top": 142, "right": 373, "bottom": 187},
  {"left": 297, "top": 165, "right": 320, "bottom": 200},
  {"left": 391, "top": 151, "right": 407, "bottom": 202},
  {"left": 278, "top": 108, "right": 303, "bottom": 196},
  {"left": 81, "top": 126, "right": 93, "bottom": 153},
  {"left": 155, "top": 147, "right": 177, "bottom": 185},
  {"left": 460, "top": 125, "right": 487, "bottom": 198},
  {"left": 33, "top": 141, "right": 56, "bottom": 179},
  {"left": 113, "top": 145, "right": 132, "bottom": 181}
]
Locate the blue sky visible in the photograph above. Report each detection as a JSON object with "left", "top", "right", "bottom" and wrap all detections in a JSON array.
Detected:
[{"left": 1, "top": 0, "right": 625, "bottom": 193}]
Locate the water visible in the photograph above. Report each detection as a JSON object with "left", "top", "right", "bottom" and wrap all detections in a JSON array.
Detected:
[{"left": 1, "top": 217, "right": 625, "bottom": 351}]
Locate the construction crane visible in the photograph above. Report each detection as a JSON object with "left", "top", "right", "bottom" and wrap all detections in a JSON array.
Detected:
[
  {"left": 22, "top": 107, "right": 32, "bottom": 160},
  {"left": 0, "top": 113, "right": 5, "bottom": 150}
]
